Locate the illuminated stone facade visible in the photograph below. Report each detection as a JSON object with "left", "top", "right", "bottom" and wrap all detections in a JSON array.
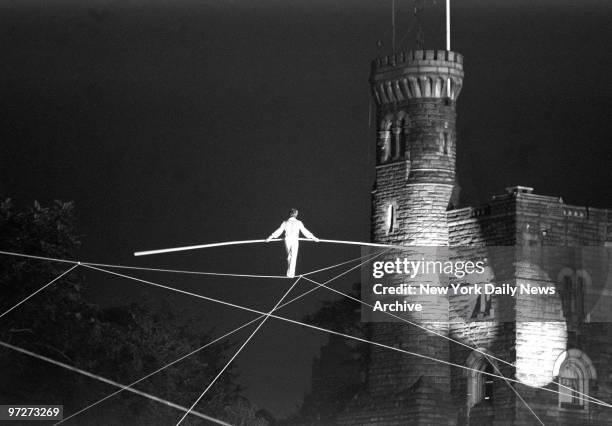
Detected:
[{"left": 338, "top": 50, "right": 612, "bottom": 425}]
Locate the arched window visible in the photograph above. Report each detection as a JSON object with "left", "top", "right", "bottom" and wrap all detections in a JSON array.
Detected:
[
  {"left": 483, "top": 363, "right": 495, "bottom": 402},
  {"left": 466, "top": 350, "right": 497, "bottom": 408},
  {"left": 553, "top": 349, "right": 596, "bottom": 410},
  {"left": 392, "top": 123, "right": 402, "bottom": 159},
  {"left": 559, "top": 364, "right": 581, "bottom": 407},
  {"left": 378, "top": 118, "right": 393, "bottom": 163}
]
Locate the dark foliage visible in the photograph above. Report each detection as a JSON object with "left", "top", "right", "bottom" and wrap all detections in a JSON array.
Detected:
[
  {"left": 0, "top": 199, "right": 269, "bottom": 425},
  {"left": 285, "top": 283, "right": 368, "bottom": 425}
]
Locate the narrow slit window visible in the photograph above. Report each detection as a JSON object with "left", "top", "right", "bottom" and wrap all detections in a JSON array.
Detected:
[
  {"left": 386, "top": 204, "right": 396, "bottom": 234},
  {"left": 443, "top": 132, "right": 450, "bottom": 155},
  {"left": 471, "top": 293, "right": 492, "bottom": 319},
  {"left": 483, "top": 364, "right": 494, "bottom": 402}
]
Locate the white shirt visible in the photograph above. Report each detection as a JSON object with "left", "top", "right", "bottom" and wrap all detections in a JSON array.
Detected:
[{"left": 268, "top": 217, "right": 316, "bottom": 241}]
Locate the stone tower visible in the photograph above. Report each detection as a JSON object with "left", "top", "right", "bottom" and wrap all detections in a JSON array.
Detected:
[
  {"left": 332, "top": 44, "right": 612, "bottom": 426},
  {"left": 370, "top": 49, "right": 463, "bottom": 247},
  {"left": 339, "top": 49, "right": 464, "bottom": 425}
]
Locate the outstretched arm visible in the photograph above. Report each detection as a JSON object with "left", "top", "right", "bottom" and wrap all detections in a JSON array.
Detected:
[
  {"left": 266, "top": 222, "right": 286, "bottom": 242},
  {"left": 300, "top": 223, "right": 319, "bottom": 242}
]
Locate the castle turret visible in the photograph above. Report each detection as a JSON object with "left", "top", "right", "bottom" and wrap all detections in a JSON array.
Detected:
[
  {"left": 371, "top": 49, "right": 463, "bottom": 246},
  {"left": 340, "top": 50, "right": 464, "bottom": 425}
]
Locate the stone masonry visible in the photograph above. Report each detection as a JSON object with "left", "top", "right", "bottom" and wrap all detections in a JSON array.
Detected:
[{"left": 338, "top": 48, "right": 612, "bottom": 426}]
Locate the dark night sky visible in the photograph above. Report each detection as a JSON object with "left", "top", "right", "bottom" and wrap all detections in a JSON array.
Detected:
[{"left": 1, "top": 0, "right": 611, "bottom": 418}]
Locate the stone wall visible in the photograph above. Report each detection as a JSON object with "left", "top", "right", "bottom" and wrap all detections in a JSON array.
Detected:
[
  {"left": 339, "top": 49, "right": 464, "bottom": 425},
  {"left": 446, "top": 187, "right": 612, "bottom": 425}
]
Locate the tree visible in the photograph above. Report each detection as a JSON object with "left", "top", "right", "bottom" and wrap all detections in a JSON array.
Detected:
[
  {"left": 0, "top": 199, "right": 270, "bottom": 425},
  {"left": 0, "top": 199, "right": 89, "bottom": 407},
  {"left": 286, "top": 283, "right": 368, "bottom": 425}
]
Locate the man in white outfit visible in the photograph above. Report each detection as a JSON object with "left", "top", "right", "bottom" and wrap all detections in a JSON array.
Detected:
[{"left": 266, "top": 208, "right": 319, "bottom": 278}]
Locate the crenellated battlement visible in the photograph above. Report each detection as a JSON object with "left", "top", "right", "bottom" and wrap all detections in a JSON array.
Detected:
[
  {"left": 372, "top": 49, "right": 463, "bottom": 70},
  {"left": 371, "top": 49, "right": 464, "bottom": 104}
]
